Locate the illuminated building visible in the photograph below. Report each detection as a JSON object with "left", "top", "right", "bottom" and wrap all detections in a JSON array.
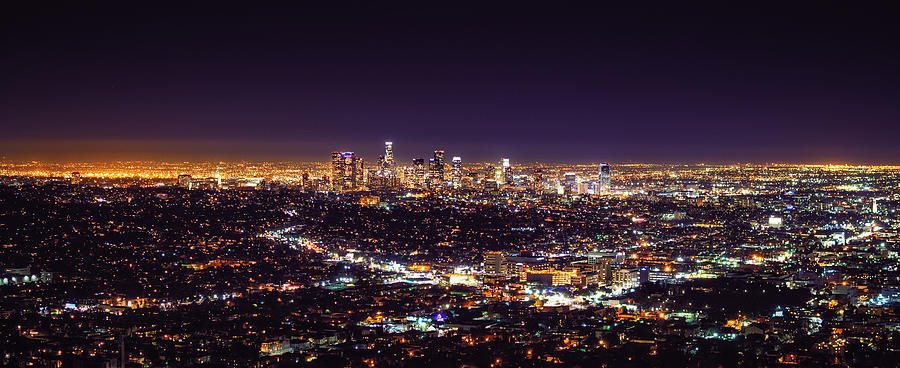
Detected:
[
  {"left": 451, "top": 156, "right": 462, "bottom": 188},
  {"left": 331, "top": 151, "right": 364, "bottom": 191},
  {"left": 429, "top": 150, "right": 445, "bottom": 188},
  {"left": 331, "top": 152, "right": 343, "bottom": 190},
  {"left": 260, "top": 340, "right": 292, "bottom": 356},
  {"left": 497, "top": 158, "right": 512, "bottom": 185},
  {"left": 505, "top": 255, "right": 548, "bottom": 279},
  {"left": 532, "top": 168, "right": 543, "bottom": 191},
  {"left": 359, "top": 195, "right": 379, "bottom": 206},
  {"left": 70, "top": 171, "right": 82, "bottom": 185},
  {"left": 384, "top": 141, "right": 394, "bottom": 169},
  {"left": 413, "top": 158, "right": 426, "bottom": 188},
  {"left": 768, "top": 215, "right": 783, "bottom": 229},
  {"left": 577, "top": 181, "right": 591, "bottom": 194},
  {"left": 563, "top": 172, "right": 577, "bottom": 192},
  {"left": 484, "top": 165, "right": 496, "bottom": 184},
  {"left": 524, "top": 270, "right": 578, "bottom": 286},
  {"left": 613, "top": 268, "right": 638, "bottom": 287},
  {"left": 188, "top": 177, "right": 220, "bottom": 190},
  {"left": 599, "top": 163, "right": 611, "bottom": 193},
  {"left": 383, "top": 141, "right": 397, "bottom": 187},
  {"left": 484, "top": 251, "right": 506, "bottom": 275},
  {"left": 177, "top": 174, "right": 192, "bottom": 189}
]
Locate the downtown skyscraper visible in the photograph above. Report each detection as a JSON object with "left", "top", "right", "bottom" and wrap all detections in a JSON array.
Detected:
[
  {"left": 429, "top": 150, "right": 445, "bottom": 188},
  {"left": 331, "top": 151, "right": 364, "bottom": 191},
  {"left": 599, "top": 163, "right": 611, "bottom": 193},
  {"left": 412, "top": 158, "right": 427, "bottom": 188},
  {"left": 451, "top": 156, "right": 462, "bottom": 188}
]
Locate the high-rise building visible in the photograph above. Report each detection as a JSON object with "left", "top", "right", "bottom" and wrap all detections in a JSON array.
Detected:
[
  {"left": 532, "top": 168, "right": 543, "bottom": 191},
  {"left": 331, "top": 152, "right": 343, "bottom": 190},
  {"left": 384, "top": 141, "right": 394, "bottom": 168},
  {"left": 331, "top": 151, "right": 364, "bottom": 191},
  {"left": 497, "top": 158, "right": 512, "bottom": 185},
  {"left": 599, "top": 163, "right": 611, "bottom": 193},
  {"left": 177, "top": 174, "right": 192, "bottom": 189},
  {"left": 451, "top": 156, "right": 462, "bottom": 188},
  {"left": 402, "top": 165, "right": 415, "bottom": 187},
  {"left": 413, "top": 158, "right": 426, "bottom": 188},
  {"left": 484, "top": 252, "right": 506, "bottom": 275},
  {"left": 377, "top": 142, "right": 398, "bottom": 188},
  {"left": 429, "top": 150, "right": 445, "bottom": 187},
  {"left": 563, "top": 172, "right": 577, "bottom": 192}
]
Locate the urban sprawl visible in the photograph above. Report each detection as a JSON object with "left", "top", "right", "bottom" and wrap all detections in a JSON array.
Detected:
[{"left": 1, "top": 142, "right": 899, "bottom": 367}]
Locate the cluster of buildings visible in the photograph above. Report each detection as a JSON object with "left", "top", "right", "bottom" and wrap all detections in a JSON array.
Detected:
[
  {"left": 326, "top": 141, "right": 613, "bottom": 194},
  {"left": 1, "top": 159, "right": 899, "bottom": 366},
  {"left": 483, "top": 251, "right": 655, "bottom": 289}
]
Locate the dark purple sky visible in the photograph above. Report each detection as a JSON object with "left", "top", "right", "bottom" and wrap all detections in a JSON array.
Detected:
[{"left": 2, "top": 2, "right": 899, "bottom": 163}]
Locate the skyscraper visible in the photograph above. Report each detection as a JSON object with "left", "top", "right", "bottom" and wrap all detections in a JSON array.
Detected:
[
  {"left": 429, "top": 150, "right": 445, "bottom": 187},
  {"left": 384, "top": 141, "right": 394, "bottom": 168},
  {"left": 378, "top": 142, "right": 398, "bottom": 188},
  {"left": 532, "top": 168, "right": 543, "bottom": 191},
  {"left": 563, "top": 172, "right": 577, "bottom": 192},
  {"left": 484, "top": 251, "right": 506, "bottom": 275},
  {"left": 498, "top": 158, "right": 512, "bottom": 185},
  {"left": 331, "top": 152, "right": 343, "bottom": 191},
  {"left": 377, "top": 154, "right": 386, "bottom": 172},
  {"left": 599, "top": 163, "right": 611, "bottom": 193},
  {"left": 451, "top": 156, "right": 462, "bottom": 188},
  {"left": 413, "top": 158, "right": 426, "bottom": 188},
  {"left": 331, "top": 151, "right": 364, "bottom": 191},
  {"left": 177, "top": 174, "right": 192, "bottom": 189}
]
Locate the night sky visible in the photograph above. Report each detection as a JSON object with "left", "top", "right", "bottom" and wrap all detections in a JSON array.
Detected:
[{"left": 2, "top": 2, "right": 899, "bottom": 163}]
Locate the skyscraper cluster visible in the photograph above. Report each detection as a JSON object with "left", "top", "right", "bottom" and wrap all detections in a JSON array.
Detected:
[
  {"left": 332, "top": 141, "right": 461, "bottom": 191},
  {"left": 331, "top": 151, "right": 364, "bottom": 191},
  {"left": 327, "top": 141, "right": 612, "bottom": 194}
]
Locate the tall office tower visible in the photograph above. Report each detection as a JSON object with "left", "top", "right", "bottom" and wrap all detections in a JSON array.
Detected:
[
  {"left": 873, "top": 198, "right": 879, "bottom": 214},
  {"left": 384, "top": 141, "right": 394, "bottom": 168},
  {"left": 380, "top": 142, "right": 398, "bottom": 188},
  {"left": 332, "top": 151, "right": 364, "bottom": 191},
  {"left": 403, "top": 166, "right": 416, "bottom": 187},
  {"left": 351, "top": 154, "right": 364, "bottom": 189},
  {"left": 429, "top": 150, "right": 445, "bottom": 187},
  {"left": 177, "top": 174, "right": 192, "bottom": 189},
  {"left": 428, "top": 158, "right": 437, "bottom": 187},
  {"left": 564, "top": 172, "right": 577, "bottom": 192},
  {"left": 484, "top": 251, "right": 506, "bottom": 275},
  {"left": 493, "top": 158, "right": 507, "bottom": 184},
  {"left": 499, "top": 158, "right": 512, "bottom": 185},
  {"left": 451, "top": 156, "right": 462, "bottom": 187},
  {"left": 532, "top": 168, "right": 543, "bottom": 191},
  {"left": 331, "top": 152, "right": 344, "bottom": 190},
  {"left": 413, "top": 158, "right": 427, "bottom": 188},
  {"left": 599, "top": 163, "right": 611, "bottom": 193}
]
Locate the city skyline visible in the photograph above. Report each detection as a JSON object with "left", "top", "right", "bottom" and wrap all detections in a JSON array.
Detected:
[{"left": 2, "top": 3, "right": 900, "bottom": 366}]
